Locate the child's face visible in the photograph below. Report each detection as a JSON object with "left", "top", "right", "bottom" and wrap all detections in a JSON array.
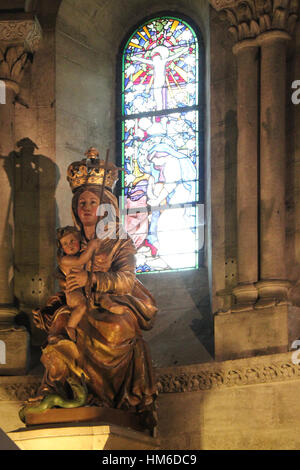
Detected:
[{"left": 60, "top": 232, "right": 80, "bottom": 256}]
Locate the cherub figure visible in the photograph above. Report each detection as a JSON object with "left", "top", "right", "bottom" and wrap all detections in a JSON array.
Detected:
[{"left": 55, "top": 226, "right": 99, "bottom": 342}]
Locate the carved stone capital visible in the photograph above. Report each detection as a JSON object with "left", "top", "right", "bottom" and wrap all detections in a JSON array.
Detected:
[
  {"left": 209, "top": 0, "right": 299, "bottom": 42},
  {"left": 0, "top": 14, "right": 42, "bottom": 87},
  {"left": 0, "top": 13, "right": 42, "bottom": 53},
  {"left": 0, "top": 45, "right": 30, "bottom": 87}
]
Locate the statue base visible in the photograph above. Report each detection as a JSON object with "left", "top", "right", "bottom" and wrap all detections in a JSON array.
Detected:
[
  {"left": 8, "top": 423, "right": 160, "bottom": 450},
  {"left": 22, "top": 406, "right": 148, "bottom": 434}
]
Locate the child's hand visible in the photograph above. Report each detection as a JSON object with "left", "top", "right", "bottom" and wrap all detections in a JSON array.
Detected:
[
  {"left": 32, "top": 309, "right": 45, "bottom": 330},
  {"left": 88, "top": 239, "right": 100, "bottom": 251}
]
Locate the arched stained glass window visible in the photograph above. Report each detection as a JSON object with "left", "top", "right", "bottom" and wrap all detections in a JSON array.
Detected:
[{"left": 118, "top": 15, "right": 203, "bottom": 273}]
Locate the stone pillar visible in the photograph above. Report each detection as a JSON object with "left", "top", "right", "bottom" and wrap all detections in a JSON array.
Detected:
[
  {"left": 0, "top": 14, "right": 42, "bottom": 374},
  {"left": 231, "top": 39, "right": 259, "bottom": 311},
  {"left": 256, "top": 30, "right": 291, "bottom": 308},
  {"left": 0, "top": 81, "right": 19, "bottom": 312},
  {"left": 210, "top": 0, "right": 298, "bottom": 360}
]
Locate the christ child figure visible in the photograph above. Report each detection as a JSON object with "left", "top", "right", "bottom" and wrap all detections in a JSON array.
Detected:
[{"left": 56, "top": 226, "right": 99, "bottom": 342}]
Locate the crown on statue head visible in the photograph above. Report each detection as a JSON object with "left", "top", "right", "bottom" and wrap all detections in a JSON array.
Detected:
[{"left": 67, "top": 147, "right": 119, "bottom": 193}]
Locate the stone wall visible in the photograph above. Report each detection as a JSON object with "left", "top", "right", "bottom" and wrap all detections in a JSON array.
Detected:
[
  {"left": 156, "top": 351, "right": 300, "bottom": 449},
  {"left": 13, "top": 27, "right": 57, "bottom": 317}
]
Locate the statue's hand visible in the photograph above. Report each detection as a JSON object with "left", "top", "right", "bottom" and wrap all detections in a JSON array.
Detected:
[
  {"left": 66, "top": 268, "right": 88, "bottom": 292},
  {"left": 32, "top": 308, "right": 45, "bottom": 330}
]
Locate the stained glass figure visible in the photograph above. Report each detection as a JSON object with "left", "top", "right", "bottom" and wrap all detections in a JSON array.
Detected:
[{"left": 121, "top": 16, "right": 200, "bottom": 272}]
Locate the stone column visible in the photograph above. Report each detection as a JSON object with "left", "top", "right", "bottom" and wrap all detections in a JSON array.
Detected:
[
  {"left": 231, "top": 39, "right": 259, "bottom": 311},
  {"left": 210, "top": 0, "right": 298, "bottom": 360},
  {"left": 0, "top": 80, "right": 19, "bottom": 313},
  {"left": 256, "top": 30, "right": 291, "bottom": 308},
  {"left": 0, "top": 13, "right": 42, "bottom": 374}
]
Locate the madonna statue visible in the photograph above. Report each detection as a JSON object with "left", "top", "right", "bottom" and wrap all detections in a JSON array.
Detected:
[{"left": 21, "top": 148, "right": 158, "bottom": 433}]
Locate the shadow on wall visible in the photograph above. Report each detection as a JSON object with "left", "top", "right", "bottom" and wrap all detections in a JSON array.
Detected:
[
  {"left": 189, "top": 295, "right": 214, "bottom": 358},
  {"left": 3, "top": 137, "right": 60, "bottom": 344}
]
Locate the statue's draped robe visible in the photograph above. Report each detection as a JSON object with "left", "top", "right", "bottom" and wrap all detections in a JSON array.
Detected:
[{"left": 38, "top": 235, "right": 158, "bottom": 411}]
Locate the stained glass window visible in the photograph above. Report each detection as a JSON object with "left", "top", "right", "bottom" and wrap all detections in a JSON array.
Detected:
[{"left": 119, "top": 16, "right": 202, "bottom": 273}]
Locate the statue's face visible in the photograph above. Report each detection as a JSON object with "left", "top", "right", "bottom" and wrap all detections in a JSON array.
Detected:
[
  {"left": 60, "top": 232, "right": 80, "bottom": 256},
  {"left": 77, "top": 190, "right": 100, "bottom": 227}
]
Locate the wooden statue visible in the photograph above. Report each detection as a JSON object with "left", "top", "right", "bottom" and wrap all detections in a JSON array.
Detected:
[{"left": 19, "top": 148, "right": 158, "bottom": 435}]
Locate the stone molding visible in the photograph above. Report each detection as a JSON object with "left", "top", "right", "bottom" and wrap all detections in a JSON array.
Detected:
[
  {"left": 209, "top": 0, "right": 299, "bottom": 41},
  {"left": 0, "top": 376, "right": 41, "bottom": 401},
  {"left": 217, "top": 278, "right": 293, "bottom": 314},
  {"left": 1, "top": 352, "right": 300, "bottom": 400},
  {"left": 156, "top": 352, "right": 300, "bottom": 393}
]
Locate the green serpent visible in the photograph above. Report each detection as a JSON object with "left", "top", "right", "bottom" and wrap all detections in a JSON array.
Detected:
[{"left": 19, "top": 376, "right": 88, "bottom": 423}]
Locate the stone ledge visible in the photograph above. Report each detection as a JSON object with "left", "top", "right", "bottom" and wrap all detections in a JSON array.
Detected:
[{"left": 8, "top": 424, "right": 160, "bottom": 450}]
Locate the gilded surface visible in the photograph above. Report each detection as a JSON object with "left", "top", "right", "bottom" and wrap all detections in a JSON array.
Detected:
[{"left": 26, "top": 149, "right": 158, "bottom": 431}]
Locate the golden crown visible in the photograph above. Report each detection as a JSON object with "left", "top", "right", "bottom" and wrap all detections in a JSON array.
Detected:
[{"left": 67, "top": 147, "right": 119, "bottom": 193}]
